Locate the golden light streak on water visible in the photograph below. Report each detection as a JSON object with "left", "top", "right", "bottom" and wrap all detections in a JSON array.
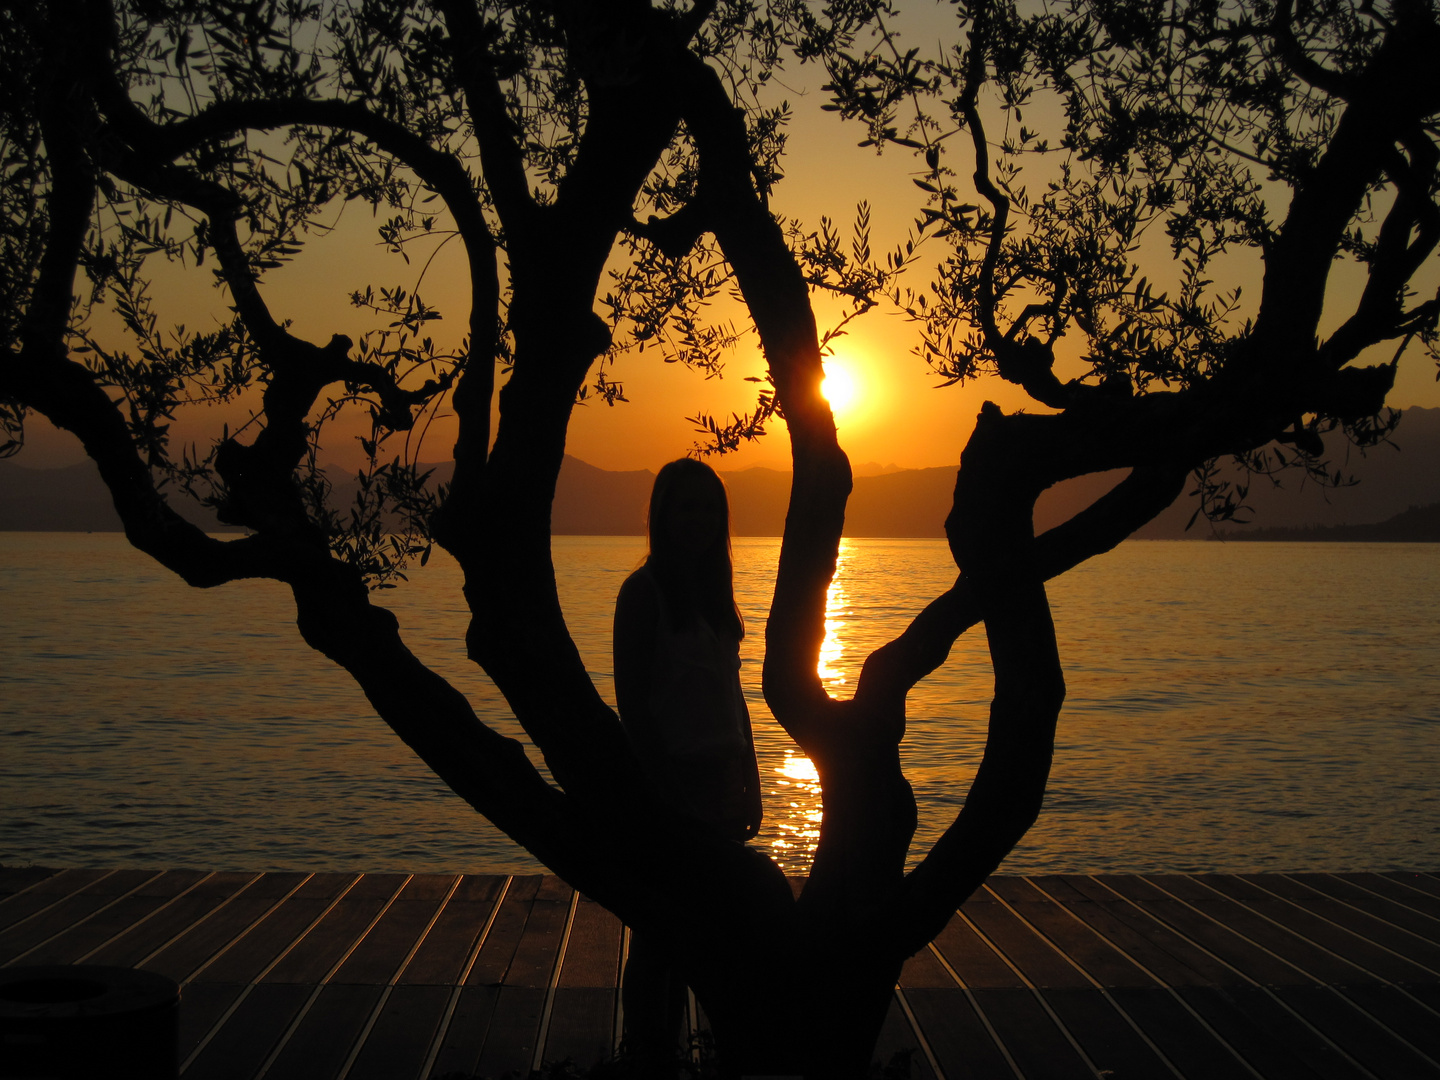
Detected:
[
  {"left": 778, "top": 756, "right": 819, "bottom": 782},
  {"left": 815, "top": 540, "right": 851, "bottom": 690},
  {"left": 768, "top": 751, "right": 822, "bottom": 862}
]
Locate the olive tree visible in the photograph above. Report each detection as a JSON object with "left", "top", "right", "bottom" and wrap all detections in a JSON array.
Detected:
[{"left": 2, "top": 0, "right": 1436, "bottom": 1074}]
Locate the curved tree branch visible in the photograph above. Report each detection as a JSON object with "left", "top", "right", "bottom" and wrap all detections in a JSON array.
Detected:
[{"left": 435, "top": 0, "right": 537, "bottom": 235}]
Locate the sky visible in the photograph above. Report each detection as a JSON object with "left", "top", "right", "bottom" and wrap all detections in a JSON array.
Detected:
[{"left": 17, "top": 8, "right": 1440, "bottom": 477}]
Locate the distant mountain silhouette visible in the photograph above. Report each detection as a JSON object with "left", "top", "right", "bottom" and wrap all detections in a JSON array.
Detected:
[
  {"left": 1131, "top": 405, "right": 1440, "bottom": 538},
  {"left": 4, "top": 407, "right": 1439, "bottom": 537},
  {"left": 1210, "top": 502, "right": 1440, "bottom": 542},
  {"left": 0, "top": 460, "right": 236, "bottom": 532}
]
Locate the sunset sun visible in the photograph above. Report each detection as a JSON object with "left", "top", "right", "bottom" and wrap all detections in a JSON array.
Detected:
[{"left": 821, "top": 359, "right": 859, "bottom": 415}]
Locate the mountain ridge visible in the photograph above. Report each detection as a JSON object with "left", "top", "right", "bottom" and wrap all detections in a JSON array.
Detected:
[{"left": 4, "top": 407, "right": 1438, "bottom": 538}]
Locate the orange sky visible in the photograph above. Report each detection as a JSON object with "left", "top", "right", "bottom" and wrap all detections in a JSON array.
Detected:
[{"left": 20, "top": 27, "right": 1440, "bottom": 477}]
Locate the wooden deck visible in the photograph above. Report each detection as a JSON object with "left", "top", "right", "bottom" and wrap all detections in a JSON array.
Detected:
[{"left": 2, "top": 868, "right": 1439, "bottom": 1079}]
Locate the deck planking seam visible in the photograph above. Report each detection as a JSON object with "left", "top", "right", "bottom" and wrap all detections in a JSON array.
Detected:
[
  {"left": 892, "top": 987, "right": 948, "bottom": 1080},
  {"left": 73, "top": 871, "right": 219, "bottom": 965},
  {"left": 1323, "top": 874, "right": 1440, "bottom": 933},
  {"left": 1114, "top": 873, "right": 1386, "bottom": 1079},
  {"left": 2, "top": 868, "right": 168, "bottom": 967},
  {"left": 135, "top": 872, "right": 264, "bottom": 970},
  {"left": 923, "top": 940, "right": 1024, "bottom": 1078},
  {"left": 1070, "top": 877, "right": 1272, "bottom": 1080},
  {"left": 1007, "top": 879, "right": 1187, "bottom": 1079},
  {"left": 417, "top": 875, "right": 514, "bottom": 1080},
  {"left": 1056, "top": 874, "right": 1376, "bottom": 1080},
  {"left": 1183, "top": 874, "right": 1440, "bottom": 1062},
  {"left": 180, "top": 873, "right": 317, "bottom": 986},
  {"left": 1371, "top": 873, "right": 1440, "bottom": 904},
  {"left": 19, "top": 871, "right": 1440, "bottom": 1080},
  {"left": 179, "top": 873, "right": 359, "bottom": 1075},
  {"left": 0, "top": 868, "right": 124, "bottom": 949},
  {"left": 251, "top": 873, "right": 414, "bottom": 1079},
  {"left": 954, "top": 903, "right": 1108, "bottom": 1080},
  {"left": 1132, "top": 874, "right": 1412, "bottom": 1077},
  {"left": 335, "top": 874, "right": 465, "bottom": 1080},
  {"left": 0, "top": 868, "right": 61, "bottom": 910},
  {"left": 532, "top": 887, "right": 581, "bottom": 1073},
  {"left": 1188, "top": 876, "right": 1440, "bottom": 1074},
  {"left": 1272, "top": 873, "right": 1440, "bottom": 979}
]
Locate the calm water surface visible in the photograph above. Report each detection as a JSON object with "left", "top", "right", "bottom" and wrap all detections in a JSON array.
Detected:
[{"left": 2, "top": 533, "right": 1437, "bottom": 874}]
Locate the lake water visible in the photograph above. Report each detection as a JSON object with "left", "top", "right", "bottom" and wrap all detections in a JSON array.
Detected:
[{"left": 2, "top": 533, "right": 1437, "bottom": 876}]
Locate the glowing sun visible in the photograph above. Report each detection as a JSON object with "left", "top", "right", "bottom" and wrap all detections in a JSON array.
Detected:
[{"left": 821, "top": 360, "right": 858, "bottom": 415}]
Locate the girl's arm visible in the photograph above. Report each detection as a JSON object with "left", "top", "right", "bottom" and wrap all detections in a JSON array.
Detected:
[
  {"left": 613, "top": 569, "right": 661, "bottom": 737},
  {"left": 739, "top": 703, "right": 763, "bottom": 840}
]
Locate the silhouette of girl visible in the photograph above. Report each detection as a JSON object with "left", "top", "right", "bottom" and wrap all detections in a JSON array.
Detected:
[{"left": 613, "top": 457, "right": 762, "bottom": 1069}]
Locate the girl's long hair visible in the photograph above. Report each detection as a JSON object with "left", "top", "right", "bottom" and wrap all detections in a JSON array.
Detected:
[{"left": 645, "top": 458, "right": 744, "bottom": 641}]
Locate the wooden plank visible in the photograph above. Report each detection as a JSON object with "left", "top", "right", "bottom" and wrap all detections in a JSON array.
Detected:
[
  {"left": 0, "top": 868, "right": 107, "bottom": 933},
  {"left": 899, "top": 947, "right": 958, "bottom": 990},
  {"left": 427, "top": 985, "right": 501, "bottom": 1077},
  {"left": 421, "top": 877, "right": 542, "bottom": 1076},
  {"left": 176, "top": 982, "right": 245, "bottom": 1065},
  {"left": 464, "top": 875, "right": 544, "bottom": 987},
  {"left": 193, "top": 874, "right": 356, "bottom": 986},
  {"left": 543, "top": 988, "right": 617, "bottom": 1073},
  {"left": 1260, "top": 874, "right": 1440, "bottom": 967},
  {"left": 471, "top": 878, "right": 573, "bottom": 1079},
  {"left": 543, "top": 895, "right": 623, "bottom": 1070},
  {"left": 967, "top": 987, "right": 1094, "bottom": 1080},
  {"left": 1270, "top": 985, "right": 1439, "bottom": 1080},
  {"left": 398, "top": 874, "right": 506, "bottom": 986},
  {"left": 903, "top": 987, "right": 1017, "bottom": 1080},
  {"left": 146, "top": 872, "right": 310, "bottom": 984},
  {"left": 344, "top": 984, "right": 452, "bottom": 1080},
  {"left": 1105, "top": 875, "right": 1333, "bottom": 987},
  {"left": 1172, "top": 985, "right": 1366, "bottom": 1080},
  {"left": 1045, "top": 876, "right": 1358, "bottom": 1080},
  {"left": 1329, "top": 873, "right": 1440, "bottom": 933},
  {"left": 473, "top": 986, "right": 548, "bottom": 1079},
  {"left": 988, "top": 880, "right": 1246, "bottom": 1080},
  {"left": 1383, "top": 872, "right": 1440, "bottom": 901},
  {"left": 1300, "top": 874, "right": 1440, "bottom": 947},
  {"left": 873, "top": 992, "right": 936, "bottom": 1080},
  {"left": 965, "top": 890, "right": 1092, "bottom": 990},
  {"left": 503, "top": 875, "right": 573, "bottom": 989},
  {"left": 263, "top": 874, "right": 406, "bottom": 985},
  {"left": 86, "top": 872, "right": 258, "bottom": 968},
  {"left": 181, "top": 983, "right": 312, "bottom": 1080},
  {"left": 263, "top": 984, "right": 384, "bottom": 1080},
  {"left": 997, "top": 877, "right": 1159, "bottom": 989},
  {"left": 557, "top": 895, "right": 623, "bottom": 988},
  {"left": 1114, "top": 873, "right": 1435, "bottom": 1079},
  {"left": 331, "top": 875, "right": 451, "bottom": 986},
  {"left": 9, "top": 869, "right": 1438, "bottom": 1080},
  {"left": 932, "top": 910, "right": 1027, "bottom": 989},
  {"left": 0, "top": 867, "right": 162, "bottom": 965},
  {"left": 1213, "top": 874, "right": 1439, "bottom": 984},
  {"left": 17, "top": 868, "right": 209, "bottom": 966},
  {"left": 1042, "top": 875, "right": 1252, "bottom": 989},
  {"left": 0, "top": 866, "right": 59, "bottom": 901},
  {"left": 1040, "top": 987, "right": 1182, "bottom": 1080},
  {"left": 1336, "top": 984, "right": 1440, "bottom": 1061}
]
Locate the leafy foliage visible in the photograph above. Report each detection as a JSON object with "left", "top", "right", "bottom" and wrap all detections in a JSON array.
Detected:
[{"left": 820, "top": 0, "right": 1439, "bottom": 519}]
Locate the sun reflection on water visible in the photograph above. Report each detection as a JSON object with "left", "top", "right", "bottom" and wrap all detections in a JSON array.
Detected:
[
  {"left": 767, "top": 750, "right": 823, "bottom": 867},
  {"left": 762, "top": 544, "right": 856, "bottom": 870},
  {"left": 815, "top": 543, "right": 850, "bottom": 691}
]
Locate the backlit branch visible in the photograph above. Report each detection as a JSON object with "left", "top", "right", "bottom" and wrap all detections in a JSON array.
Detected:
[{"left": 436, "top": 0, "right": 537, "bottom": 234}]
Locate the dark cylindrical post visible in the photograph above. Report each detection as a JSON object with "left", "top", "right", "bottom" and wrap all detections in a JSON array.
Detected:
[{"left": 0, "top": 965, "right": 179, "bottom": 1080}]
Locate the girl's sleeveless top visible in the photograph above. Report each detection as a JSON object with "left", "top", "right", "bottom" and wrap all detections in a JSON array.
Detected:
[{"left": 625, "top": 568, "right": 751, "bottom": 827}]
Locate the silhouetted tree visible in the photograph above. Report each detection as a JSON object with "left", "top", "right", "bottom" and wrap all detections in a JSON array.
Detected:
[{"left": 2, "top": 0, "right": 1436, "bottom": 1075}]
